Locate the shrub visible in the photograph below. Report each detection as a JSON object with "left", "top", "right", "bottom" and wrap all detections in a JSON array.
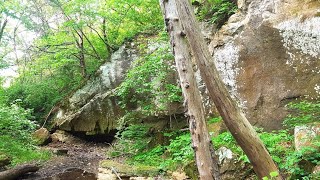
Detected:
[
  {"left": 115, "top": 34, "right": 182, "bottom": 122},
  {"left": 195, "top": 0, "right": 238, "bottom": 28},
  {"left": 283, "top": 101, "right": 320, "bottom": 128},
  {"left": 0, "top": 103, "right": 51, "bottom": 165}
]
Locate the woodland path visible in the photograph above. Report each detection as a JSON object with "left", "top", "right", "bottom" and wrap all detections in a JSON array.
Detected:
[{"left": 19, "top": 136, "right": 108, "bottom": 180}]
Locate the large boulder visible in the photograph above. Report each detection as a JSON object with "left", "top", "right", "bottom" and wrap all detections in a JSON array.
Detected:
[
  {"left": 205, "top": 0, "right": 320, "bottom": 129},
  {"left": 52, "top": 39, "right": 183, "bottom": 135},
  {"left": 53, "top": 43, "right": 138, "bottom": 135}
]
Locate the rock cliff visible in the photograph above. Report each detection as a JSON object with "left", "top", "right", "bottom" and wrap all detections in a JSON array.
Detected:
[
  {"left": 207, "top": 0, "right": 320, "bottom": 129},
  {"left": 53, "top": 44, "right": 138, "bottom": 134},
  {"left": 53, "top": 0, "right": 320, "bottom": 134}
]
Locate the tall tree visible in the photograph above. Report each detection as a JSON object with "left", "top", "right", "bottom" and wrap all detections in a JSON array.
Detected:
[
  {"left": 164, "top": 0, "right": 282, "bottom": 179},
  {"left": 160, "top": 0, "right": 220, "bottom": 179},
  {"left": 0, "top": 18, "right": 8, "bottom": 43}
]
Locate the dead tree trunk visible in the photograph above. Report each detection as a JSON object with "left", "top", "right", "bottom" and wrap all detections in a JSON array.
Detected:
[
  {"left": 0, "top": 164, "right": 39, "bottom": 180},
  {"left": 160, "top": 0, "right": 220, "bottom": 179},
  {"left": 173, "top": 0, "right": 282, "bottom": 179}
]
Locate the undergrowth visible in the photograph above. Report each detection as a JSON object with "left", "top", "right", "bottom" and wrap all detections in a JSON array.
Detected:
[
  {"left": 194, "top": 0, "right": 238, "bottom": 28},
  {"left": 283, "top": 101, "right": 320, "bottom": 128},
  {"left": 111, "top": 101, "right": 319, "bottom": 179},
  {"left": 115, "top": 33, "right": 182, "bottom": 126},
  {"left": 0, "top": 103, "right": 51, "bottom": 166}
]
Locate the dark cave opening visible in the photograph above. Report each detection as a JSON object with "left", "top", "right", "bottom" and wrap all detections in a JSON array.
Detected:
[{"left": 71, "top": 129, "right": 117, "bottom": 143}]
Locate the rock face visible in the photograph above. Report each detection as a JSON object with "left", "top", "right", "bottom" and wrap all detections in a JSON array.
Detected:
[
  {"left": 207, "top": 0, "right": 320, "bottom": 129},
  {"left": 53, "top": 43, "right": 138, "bottom": 134},
  {"left": 53, "top": 0, "right": 320, "bottom": 134}
]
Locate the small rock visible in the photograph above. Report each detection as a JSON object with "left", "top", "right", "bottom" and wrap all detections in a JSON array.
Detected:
[
  {"left": 32, "top": 128, "right": 50, "bottom": 145},
  {"left": 171, "top": 171, "right": 189, "bottom": 180},
  {"left": 313, "top": 165, "right": 320, "bottom": 174},
  {"left": 215, "top": 147, "right": 253, "bottom": 179},
  {"left": 294, "top": 124, "right": 320, "bottom": 151},
  {"left": 98, "top": 168, "right": 117, "bottom": 180},
  {"left": 0, "top": 153, "right": 11, "bottom": 168},
  {"left": 53, "top": 149, "right": 68, "bottom": 155},
  {"left": 216, "top": 147, "right": 233, "bottom": 165},
  {"left": 51, "top": 130, "right": 76, "bottom": 143}
]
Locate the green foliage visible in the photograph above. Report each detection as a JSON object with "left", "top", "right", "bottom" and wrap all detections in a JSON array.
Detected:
[
  {"left": 211, "top": 124, "right": 319, "bottom": 179},
  {"left": 2, "top": 0, "right": 164, "bottom": 123},
  {"left": 130, "top": 131, "right": 193, "bottom": 171},
  {"left": 262, "top": 171, "right": 280, "bottom": 180},
  {"left": 208, "top": 116, "right": 222, "bottom": 124},
  {"left": 283, "top": 101, "right": 320, "bottom": 128},
  {"left": 0, "top": 135, "right": 51, "bottom": 166},
  {"left": 258, "top": 129, "right": 294, "bottom": 165},
  {"left": 0, "top": 103, "right": 36, "bottom": 139},
  {"left": 100, "top": 0, "right": 164, "bottom": 47},
  {"left": 0, "top": 103, "right": 50, "bottom": 165},
  {"left": 111, "top": 125, "right": 152, "bottom": 157},
  {"left": 194, "top": 0, "right": 238, "bottom": 28},
  {"left": 6, "top": 72, "right": 82, "bottom": 121},
  {"left": 281, "top": 101, "right": 320, "bottom": 178},
  {"left": 116, "top": 35, "right": 182, "bottom": 121},
  {"left": 112, "top": 119, "right": 319, "bottom": 178},
  {"left": 164, "top": 133, "right": 194, "bottom": 166},
  {"left": 111, "top": 125, "right": 193, "bottom": 171},
  {"left": 282, "top": 139, "right": 320, "bottom": 179},
  {"left": 211, "top": 131, "right": 250, "bottom": 162}
]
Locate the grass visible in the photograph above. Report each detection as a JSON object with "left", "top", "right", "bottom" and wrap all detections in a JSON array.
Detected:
[{"left": 0, "top": 135, "right": 51, "bottom": 166}]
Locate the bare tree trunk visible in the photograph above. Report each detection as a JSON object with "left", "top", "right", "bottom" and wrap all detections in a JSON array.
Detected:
[
  {"left": 173, "top": 0, "right": 282, "bottom": 179},
  {"left": 78, "top": 33, "right": 86, "bottom": 78},
  {"left": 160, "top": 1, "right": 220, "bottom": 179},
  {"left": 0, "top": 18, "right": 8, "bottom": 43},
  {"left": 0, "top": 164, "right": 39, "bottom": 180}
]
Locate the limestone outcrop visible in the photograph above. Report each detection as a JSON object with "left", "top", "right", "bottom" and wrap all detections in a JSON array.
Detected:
[
  {"left": 53, "top": 44, "right": 138, "bottom": 134},
  {"left": 206, "top": 0, "right": 320, "bottom": 129}
]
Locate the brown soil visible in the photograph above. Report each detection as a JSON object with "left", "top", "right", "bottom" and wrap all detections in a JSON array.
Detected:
[{"left": 19, "top": 138, "right": 109, "bottom": 180}]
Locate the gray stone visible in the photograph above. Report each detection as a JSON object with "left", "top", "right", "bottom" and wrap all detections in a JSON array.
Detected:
[
  {"left": 51, "top": 130, "right": 77, "bottom": 144},
  {"left": 205, "top": 0, "right": 320, "bottom": 130},
  {"left": 53, "top": 43, "right": 137, "bottom": 134},
  {"left": 294, "top": 124, "right": 320, "bottom": 151},
  {"left": 32, "top": 128, "right": 50, "bottom": 145},
  {"left": 215, "top": 147, "right": 254, "bottom": 179}
]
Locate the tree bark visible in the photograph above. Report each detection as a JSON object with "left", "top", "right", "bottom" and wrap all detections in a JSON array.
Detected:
[
  {"left": 0, "top": 18, "right": 8, "bottom": 43},
  {"left": 0, "top": 164, "right": 39, "bottom": 180},
  {"left": 174, "top": 0, "right": 282, "bottom": 179},
  {"left": 159, "top": 1, "right": 220, "bottom": 179}
]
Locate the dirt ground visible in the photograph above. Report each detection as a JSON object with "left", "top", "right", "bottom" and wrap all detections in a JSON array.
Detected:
[{"left": 19, "top": 137, "right": 109, "bottom": 180}]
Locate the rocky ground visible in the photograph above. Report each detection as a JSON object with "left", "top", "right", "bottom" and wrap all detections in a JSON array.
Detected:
[
  {"left": 19, "top": 137, "right": 106, "bottom": 180},
  {"left": 16, "top": 131, "right": 186, "bottom": 180}
]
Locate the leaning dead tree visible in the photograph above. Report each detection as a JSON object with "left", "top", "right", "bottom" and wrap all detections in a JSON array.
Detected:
[
  {"left": 160, "top": 0, "right": 220, "bottom": 179},
  {"left": 167, "top": 0, "right": 281, "bottom": 179},
  {"left": 0, "top": 164, "right": 39, "bottom": 180}
]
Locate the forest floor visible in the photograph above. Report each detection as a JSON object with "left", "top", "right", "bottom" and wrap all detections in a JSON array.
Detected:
[
  {"left": 17, "top": 134, "right": 168, "bottom": 180},
  {"left": 19, "top": 136, "right": 108, "bottom": 180}
]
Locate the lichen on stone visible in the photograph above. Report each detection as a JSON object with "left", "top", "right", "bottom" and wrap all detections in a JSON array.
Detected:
[
  {"left": 213, "top": 41, "right": 240, "bottom": 97},
  {"left": 276, "top": 17, "right": 320, "bottom": 66}
]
